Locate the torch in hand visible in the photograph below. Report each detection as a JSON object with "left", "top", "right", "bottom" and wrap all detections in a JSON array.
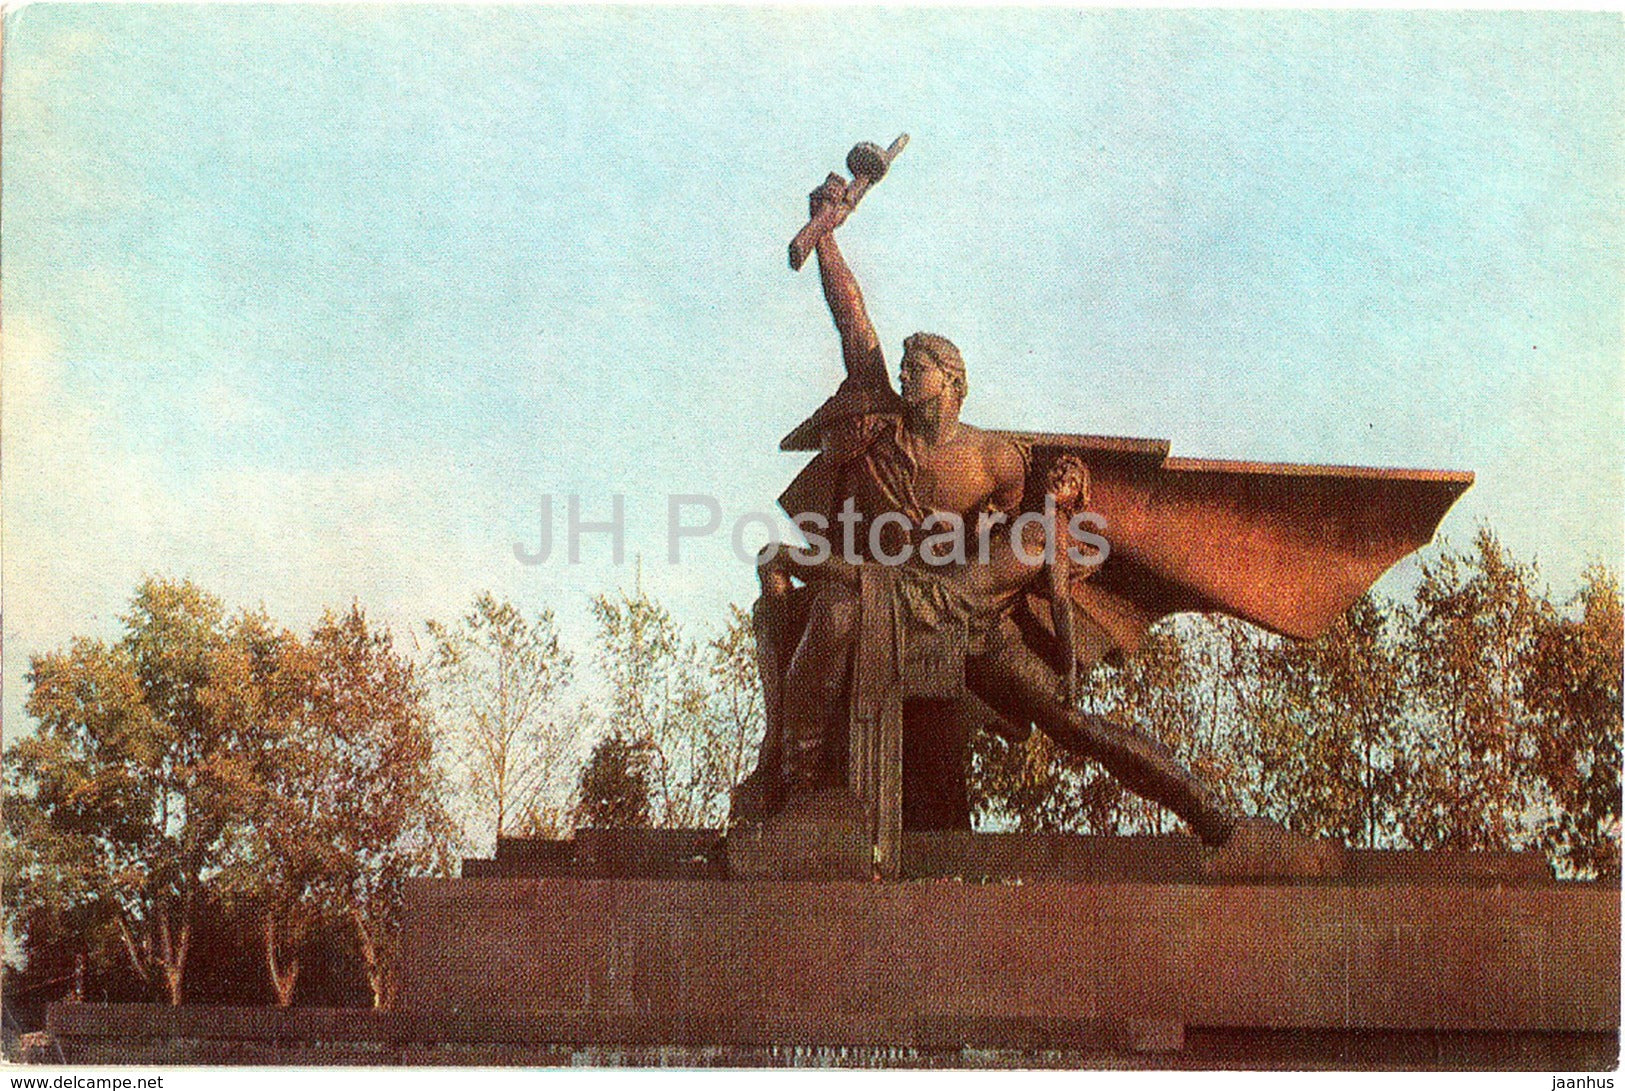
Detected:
[{"left": 788, "top": 134, "right": 909, "bottom": 271}]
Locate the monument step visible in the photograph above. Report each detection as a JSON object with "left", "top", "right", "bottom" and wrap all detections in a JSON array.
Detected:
[
  {"left": 35, "top": 1003, "right": 1618, "bottom": 1068},
  {"left": 467, "top": 829, "right": 1554, "bottom": 886},
  {"left": 470, "top": 828, "right": 725, "bottom": 880}
]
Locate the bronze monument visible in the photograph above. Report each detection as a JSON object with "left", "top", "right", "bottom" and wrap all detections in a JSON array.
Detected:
[{"left": 728, "top": 137, "right": 1471, "bottom": 880}]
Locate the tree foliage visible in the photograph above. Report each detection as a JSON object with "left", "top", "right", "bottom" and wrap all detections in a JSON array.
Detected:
[
  {"left": 700, "top": 605, "right": 768, "bottom": 814},
  {"left": 4, "top": 585, "right": 454, "bottom": 1011},
  {"left": 427, "top": 593, "right": 578, "bottom": 846},
  {"left": 1251, "top": 596, "right": 1407, "bottom": 847},
  {"left": 587, "top": 588, "right": 763, "bottom": 827},
  {"left": 305, "top": 606, "right": 456, "bottom": 1009},
  {"left": 6, "top": 580, "right": 241, "bottom": 1005},
  {"left": 5, "top": 533, "right": 1617, "bottom": 1020},
  {"left": 572, "top": 733, "right": 655, "bottom": 829},
  {"left": 1400, "top": 529, "right": 1553, "bottom": 850},
  {"left": 1526, "top": 566, "right": 1622, "bottom": 879},
  {"left": 207, "top": 609, "right": 319, "bottom": 1006}
]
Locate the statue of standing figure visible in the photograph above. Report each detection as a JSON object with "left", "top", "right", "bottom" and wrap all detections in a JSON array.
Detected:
[
  {"left": 729, "top": 139, "right": 1471, "bottom": 877},
  {"left": 733, "top": 157, "right": 1259, "bottom": 858}
]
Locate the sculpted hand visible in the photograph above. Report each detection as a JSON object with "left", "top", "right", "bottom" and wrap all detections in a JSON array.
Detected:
[
  {"left": 809, "top": 173, "right": 853, "bottom": 231},
  {"left": 759, "top": 551, "right": 793, "bottom": 598}
]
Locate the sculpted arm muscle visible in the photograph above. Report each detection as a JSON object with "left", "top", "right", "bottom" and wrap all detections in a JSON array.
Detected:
[
  {"left": 815, "top": 235, "right": 888, "bottom": 388},
  {"left": 810, "top": 179, "right": 889, "bottom": 389},
  {"left": 987, "top": 438, "right": 1027, "bottom": 513}
]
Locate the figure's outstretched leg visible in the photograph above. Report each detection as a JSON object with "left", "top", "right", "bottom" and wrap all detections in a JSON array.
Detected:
[{"left": 965, "top": 618, "right": 1235, "bottom": 846}]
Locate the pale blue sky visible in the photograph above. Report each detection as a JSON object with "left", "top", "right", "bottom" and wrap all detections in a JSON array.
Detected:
[{"left": 3, "top": 7, "right": 1620, "bottom": 739}]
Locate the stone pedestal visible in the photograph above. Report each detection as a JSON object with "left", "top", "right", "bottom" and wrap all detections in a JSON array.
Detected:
[
  {"left": 35, "top": 833, "right": 1620, "bottom": 1068},
  {"left": 726, "top": 788, "right": 873, "bottom": 881},
  {"left": 387, "top": 832, "right": 1618, "bottom": 1066}
]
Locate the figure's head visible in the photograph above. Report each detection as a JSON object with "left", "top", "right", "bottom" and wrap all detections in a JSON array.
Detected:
[
  {"left": 1046, "top": 455, "right": 1090, "bottom": 514},
  {"left": 900, "top": 332, "right": 967, "bottom": 411}
]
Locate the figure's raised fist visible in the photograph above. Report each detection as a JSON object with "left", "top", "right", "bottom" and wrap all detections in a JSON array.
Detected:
[
  {"left": 788, "top": 135, "right": 907, "bottom": 271},
  {"left": 808, "top": 173, "right": 852, "bottom": 222}
]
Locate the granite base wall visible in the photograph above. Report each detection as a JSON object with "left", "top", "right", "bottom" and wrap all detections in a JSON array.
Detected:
[
  {"left": 23, "top": 836, "right": 1619, "bottom": 1070},
  {"left": 397, "top": 875, "right": 1616, "bottom": 1037}
]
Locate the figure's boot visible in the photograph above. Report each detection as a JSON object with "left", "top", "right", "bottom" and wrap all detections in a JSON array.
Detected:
[
  {"left": 1203, "top": 817, "right": 1346, "bottom": 879},
  {"left": 780, "top": 673, "right": 849, "bottom": 791},
  {"left": 777, "top": 586, "right": 858, "bottom": 791}
]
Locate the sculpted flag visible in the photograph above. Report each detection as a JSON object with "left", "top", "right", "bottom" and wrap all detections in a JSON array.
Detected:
[{"left": 780, "top": 424, "right": 1473, "bottom": 659}]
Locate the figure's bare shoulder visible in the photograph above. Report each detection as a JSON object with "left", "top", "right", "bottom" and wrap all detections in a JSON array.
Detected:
[
  {"left": 947, "top": 420, "right": 992, "bottom": 448},
  {"left": 956, "top": 423, "right": 1027, "bottom": 508},
  {"left": 956, "top": 423, "right": 1024, "bottom": 473}
]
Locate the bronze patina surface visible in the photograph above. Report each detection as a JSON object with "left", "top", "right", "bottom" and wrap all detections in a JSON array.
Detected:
[{"left": 736, "top": 142, "right": 1472, "bottom": 875}]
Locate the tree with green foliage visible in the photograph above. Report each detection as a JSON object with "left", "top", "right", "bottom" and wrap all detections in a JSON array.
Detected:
[
  {"left": 697, "top": 605, "right": 766, "bottom": 819},
  {"left": 427, "top": 593, "right": 578, "bottom": 845},
  {"left": 206, "top": 609, "right": 321, "bottom": 1006},
  {"left": 590, "top": 587, "right": 714, "bottom": 826},
  {"left": 587, "top": 592, "right": 766, "bottom": 828},
  {"left": 306, "top": 605, "right": 456, "bottom": 1009},
  {"left": 1401, "top": 529, "right": 1555, "bottom": 851},
  {"left": 1526, "top": 566, "right": 1622, "bottom": 879},
  {"left": 572, "top": 732, "right": 655, "bottom": 829},
  {"left": 4, "top": 579, "right": 245, "bottom": 1005},
  {"left": 968, "top": 536, "right": 1622, "bottom": 869},
  {"left": 4, "top": 587, "right": 458, "bottom": 1011},
  {"left": 1250, "top": 595, "right": 1408, "bottom": 847},
  {"left": 969, "top": 729, "right": 1105, "bottom": 833}
]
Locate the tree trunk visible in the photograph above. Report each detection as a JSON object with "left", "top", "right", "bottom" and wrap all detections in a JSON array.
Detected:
[
  {"left": 352, "top": 910, "right": 393, "bottom": 1010},
  {"left": 162, "top": 965, "right": 184, "bottom": 1006},
  {"left": 265, "top": 915, "right": 300, "bottom": 1007},
  {"left": 157, "top": 911, "right": 188, "bottom": 1006},
  {"left": 115, "top": 916, "right": 153, "bottom": 989}
]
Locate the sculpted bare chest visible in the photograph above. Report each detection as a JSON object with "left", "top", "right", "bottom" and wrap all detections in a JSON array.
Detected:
[
  {"left": 829, "top": 421, "right": 1011, "bottom": 532},
  {"left": 911, "top": 440, "right": 1000, "bottom": 520}
]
